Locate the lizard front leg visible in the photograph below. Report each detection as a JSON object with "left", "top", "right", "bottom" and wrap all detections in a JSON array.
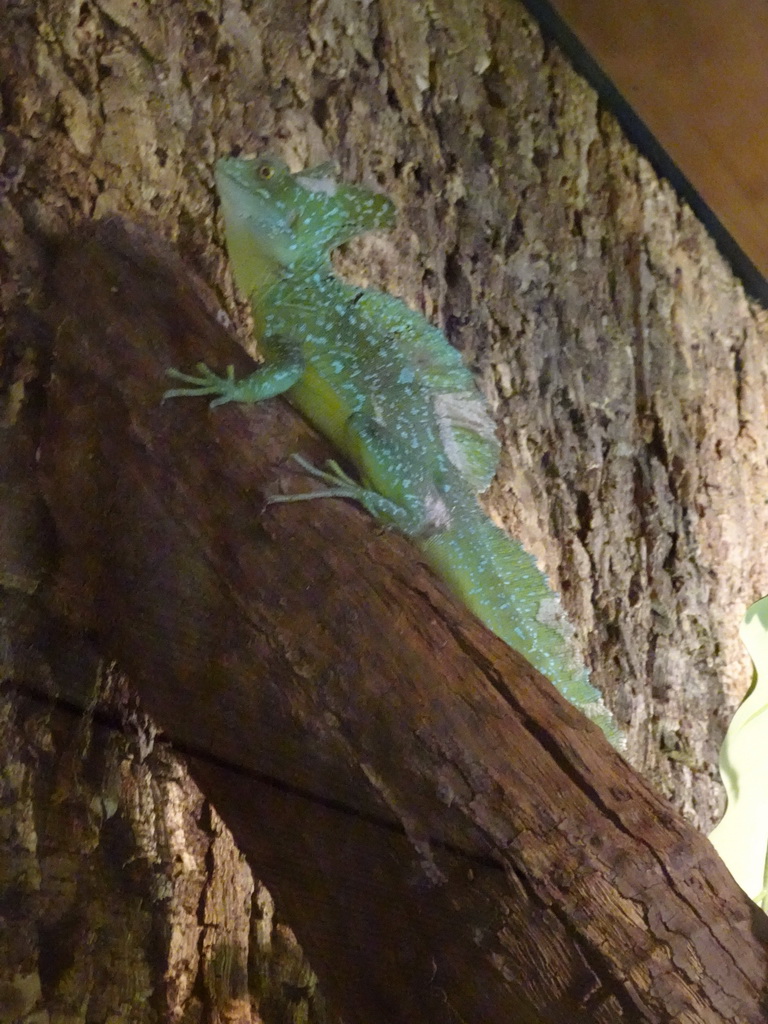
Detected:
[{"left": 164, "top": 334, "right": 305, "bottom": 407}]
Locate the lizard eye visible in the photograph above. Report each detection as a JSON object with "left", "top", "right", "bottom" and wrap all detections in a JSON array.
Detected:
[{"left": 258, "top": 164, "right": 274, "bottom": 180}]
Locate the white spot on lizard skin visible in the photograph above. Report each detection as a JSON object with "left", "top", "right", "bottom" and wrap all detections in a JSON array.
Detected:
[
  {"left": 295, "top": 174, "right": 339, "bottom": 196},
  {"left": 371, "top": 397, "right": 387, "bottom": 427},
  {"left": 424, "top": 490, "right": 453, "bottom": 532},
  {"left": 537, "top": 595, "right": 576, "bottom": 643},
  {"left": 434, "top": 391, "right": 497, "bottom": 441},
  {"left": 434, "top": 391, "right": 498, "bottom": 478}
]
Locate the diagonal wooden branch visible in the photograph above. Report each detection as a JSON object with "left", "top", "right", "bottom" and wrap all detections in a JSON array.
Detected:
[{"left": 39, "top": 219, "right": 768, "bottom": 1024}]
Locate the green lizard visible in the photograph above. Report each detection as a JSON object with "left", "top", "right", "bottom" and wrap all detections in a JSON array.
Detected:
[{"left": 165, "top": 153, "right": 621, "bottom": 746}]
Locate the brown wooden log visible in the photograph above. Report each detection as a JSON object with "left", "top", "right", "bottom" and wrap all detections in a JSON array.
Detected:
[{"left": 39, "top": 219, "right": 768, "bottom": 1023}]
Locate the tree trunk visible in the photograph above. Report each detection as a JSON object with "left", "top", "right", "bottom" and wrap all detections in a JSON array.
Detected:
[{"left": 3, "top": 0, "right": 768, "bottom": 1020}]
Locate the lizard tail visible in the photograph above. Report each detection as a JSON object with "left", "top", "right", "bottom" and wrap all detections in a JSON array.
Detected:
[{"left": 419, "top": 504, "right": 621, "bottom": 746}]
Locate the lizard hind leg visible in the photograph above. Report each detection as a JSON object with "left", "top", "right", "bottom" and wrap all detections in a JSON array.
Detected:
[
  {"left": 267, "top": 454, "right": 365, "bottom": 503},
  {"left": 268, "top": 454, "right": 424, "bottom": 535}
]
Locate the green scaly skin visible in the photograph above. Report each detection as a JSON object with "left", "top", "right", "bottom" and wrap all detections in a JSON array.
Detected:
[{"left": 165, "top": 154, "right": 621, "bottom": 746}]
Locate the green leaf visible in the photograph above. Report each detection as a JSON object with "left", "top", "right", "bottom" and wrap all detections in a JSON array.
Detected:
[{"left": 709, "top": 595, "right": 768, "bottom": 908}]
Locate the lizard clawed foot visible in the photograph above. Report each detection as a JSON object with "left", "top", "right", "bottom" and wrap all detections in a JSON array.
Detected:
[
  {"left": 267, "top": 454, "right": 365, "bottom": 504},
  {"left": 163, "top": 363, "right": 238, "bottom": 407}
]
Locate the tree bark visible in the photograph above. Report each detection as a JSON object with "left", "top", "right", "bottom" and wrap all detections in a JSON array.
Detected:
[
  {"left": 36, "top": 217, "right": 768, "bottom": 1024},
  {"left": 5, "top": 0, "right": 768, "bottom": 1020}
]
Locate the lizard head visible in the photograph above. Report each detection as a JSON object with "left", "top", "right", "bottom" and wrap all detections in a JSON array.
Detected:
[
  {"left": 215, "top": 155, "right": 298, "bottom": 300},
  {"left": 215, "top": 154, "right": 396, "bottom": 299}
]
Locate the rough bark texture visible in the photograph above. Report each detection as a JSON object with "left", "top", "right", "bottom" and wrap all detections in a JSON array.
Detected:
[
  {"left": 37, "top": 215, "right": 768, "bottom": 1024},
  {"left": 1, "top": 679, "right": 331, "bottom": 1024},
  {"left": 2, "top": 0, "right": 768, "bottom": 1020}
]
